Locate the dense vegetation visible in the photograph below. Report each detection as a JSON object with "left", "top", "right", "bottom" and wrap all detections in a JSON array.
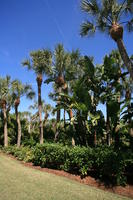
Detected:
[{"left": 0, "top": 0, "right": 133, "bottom": 186}]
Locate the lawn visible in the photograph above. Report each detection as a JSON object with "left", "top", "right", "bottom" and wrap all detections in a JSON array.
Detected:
[{"left": 0, "top": 154, "right": 131, "bottom": 200}]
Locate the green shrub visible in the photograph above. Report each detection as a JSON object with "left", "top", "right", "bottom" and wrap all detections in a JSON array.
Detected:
[
  {"left": 2, "top": 143, "right": 133, "bottom": 186},
  {"left": 33, "top": 143, "right": 93, "bottom": 175},
  {"left": 3, "top": 146, "right": 34, "bottom": 163},
  {"left": 63, "top": 146, "right": 93, "bottom": 175},
  {"left": 92, "top": 146, "right": 132, "bottom": 185},
  {"left": 33, "top": 143, "right": 68, "bottom": 169}
]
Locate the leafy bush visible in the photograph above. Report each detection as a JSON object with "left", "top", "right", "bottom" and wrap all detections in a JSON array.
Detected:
[
  {"left": 3, "top": 146, "right": 34, "bottom": 162},
  {"left": 63, "top": 146, "right": 93, "bottom": 175},
  {"left": 2, "top": 143, "right": 133, "bottom": 186},
  {"left": 32, "top": 144, "right": 133, "bottom": 185},
  {"left": 33, "top": 144, "right": 94, "bottom": 175},
  {"left": 92, "top": 146, "right": 127, "bottom": 185},
  {"left": 33, "top": 143, "right": 69, "bottom": 169}
]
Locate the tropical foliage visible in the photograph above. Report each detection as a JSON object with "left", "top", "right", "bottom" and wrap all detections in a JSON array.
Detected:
[{"left": 0, "top": 1, "right": 133, "bottom": 187}]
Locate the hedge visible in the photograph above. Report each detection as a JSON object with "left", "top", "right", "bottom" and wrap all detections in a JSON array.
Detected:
[{"left": 2, "top": 143, "right": 133, "bottom": 186}]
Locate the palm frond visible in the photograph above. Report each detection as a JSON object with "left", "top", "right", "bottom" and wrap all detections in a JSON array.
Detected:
[
  {"left": 81, "top": 0, "right": 100, "bottom": 15},
  {"left": 22, "top": 59, "right": 32, "bottom": 70},
  {"left": 80, "top": 21, "right": 96, "bottom": 36},
  {"left": 126, "top": 18, "right": 133, "bottom": 32}
]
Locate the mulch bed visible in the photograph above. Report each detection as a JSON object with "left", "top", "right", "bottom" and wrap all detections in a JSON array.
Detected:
[{"left": 1, "top": 152, "right": 133, "bottom": 199}]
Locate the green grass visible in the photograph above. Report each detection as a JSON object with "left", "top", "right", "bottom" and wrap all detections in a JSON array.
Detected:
[{"left": 0, "top": 153, "right": 131, "bottom": 200}]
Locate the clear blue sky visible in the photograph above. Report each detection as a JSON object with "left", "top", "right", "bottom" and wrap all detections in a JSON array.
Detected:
[{"left": 0, "top": 0, "right": 133, "bottom": 114}]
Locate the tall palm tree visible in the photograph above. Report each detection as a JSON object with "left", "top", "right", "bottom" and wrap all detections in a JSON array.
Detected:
[
  {"left": 11, "top": 80, "right": 35, "bottom": 147},
  {"left": 22, "top": 49, "right": 52, "bottom": 144},
  {"left": 44, "top": 44, "right": 70, "bottom": 140},
  {"left": 80, "top": 0, "right": 133, "bottom": 79},
  {"left": 0, "top": 76, "right": 13, "bottom": 147},
  {"left": 44, "top": 44, "right": 83, "bottom": 141},
  {"left": 45, "top": 45, "right": 82, "bottom": 119}
]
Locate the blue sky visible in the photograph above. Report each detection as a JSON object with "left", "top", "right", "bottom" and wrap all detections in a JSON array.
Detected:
[{"left": 0, "top": 0, "right": 133, "bottom": 115}]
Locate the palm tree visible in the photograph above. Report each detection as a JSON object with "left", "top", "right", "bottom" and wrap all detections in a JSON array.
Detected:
[
  {"left": 0, "top": 76, "right": 13, "bottom": 147},
  {"left": 20, "top": 111, "right": 32, "bottom": 134},
  {"left": 42, "top": 102, "right": 53, "bottom": 126},
  {"left": 22, "top": 49, "right": 52, "bottom": 144},
  {"left": 80, "top": 0, "right": 133, "bottom": 79},
  {"left": 52, "top": 44, "right": 69, "bottom": 121},
  {"left": 29, "top": 100, "right": 53, "bottom": 141},
  {"left": 44, "top": 44, "right": 70, "bottom": 140},
  {"left": 11, "top": 80, "right": 35, "bottom": 147},
  {"left": 45, "top": 45, "right": 81, "bottom": 119}
]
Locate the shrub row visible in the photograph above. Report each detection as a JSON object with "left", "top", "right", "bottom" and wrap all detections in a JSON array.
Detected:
[
  {"left": 2, "top": 145, "right": 34, "bottom": 162},
  {"left": 2, "top": 143, "right": 133, "bottom": 186}
]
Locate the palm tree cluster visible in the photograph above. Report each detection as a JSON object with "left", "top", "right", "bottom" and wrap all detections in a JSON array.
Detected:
[
  {"left": 0, "top": 0, "right": 133, "bottom": 149},
  {"left": 0, "top": 77, "right": 35, "bottom": 147},
  {"left": 0, "top": 46, "right": 132, "bottom": 149}
]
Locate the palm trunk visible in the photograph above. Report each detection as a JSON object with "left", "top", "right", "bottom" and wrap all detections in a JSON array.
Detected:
[
  {"left": 54, "top": 87, "right": 61, "bottom": 141},
  {"left": 57, "top": 87, "right": 61, "bottom": 122},
  {"left": 3, "top": 103, "right": 8, "bottom": 147},
  {"left": 117, "top": 39, "right": 133, "bottom": 79},
  {"left": 15, "top": 105, "right": 22, "bottom": 147},
  {"left": 54, "top": 109, "right": 60, "bottom": 141},
  {"left": 37, "top": 75, "right": 43, "bottom": 144}
]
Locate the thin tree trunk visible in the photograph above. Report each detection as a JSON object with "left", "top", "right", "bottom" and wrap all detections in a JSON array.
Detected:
[
  {"left": 56, "top": 87, "right": 61, "bottom": 122},
  {"left": 69, "top": 109, "right": 73, "bottom": 119},
  {"left": 63, "top": 109, "right": 66, "bottom": 125},
  {"left": 54, "top": 87, "right": 61, "bottom": 141},
  {"left": 37, "top": 75, "right": 43, "bottom": 144},
  {"left": 3, "top": 104, "right": 8, "bottom": 147},
  {"left": 28, "top": 123, "right": 31, "bottom": 134},
  {"left": 91, "top": 95, "right": 97, "bottom": 146},
  {"left": 114, "top": 77, "right": 121, "bottom": 147},
  {"left": 15, "top": 105, "right": 22, "bottom": 147},
  {"left": 117, "top": 39, "right": 133, "bottom": 79},
  {"left": 43, "top": 112, "right": 48, "bottom": 126},
  {"left": 56, "top": 109, "right": 60, "bottom": 123},
  {"left": 94, "top": 130, "right": 97, "bottom": 147},
  {"left": 69, "top": 109, "right": 75, "bottom": 146},
  {"left": 106, "top": 103, "right": 111, "bottom": 146}
]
